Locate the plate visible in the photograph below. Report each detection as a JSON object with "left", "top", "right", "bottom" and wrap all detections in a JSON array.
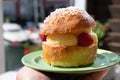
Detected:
[{"left": 22, "top": 49, "right": 120, "bottom": 74}]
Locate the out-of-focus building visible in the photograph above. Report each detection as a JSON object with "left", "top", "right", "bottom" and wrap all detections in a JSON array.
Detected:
[
  {"left": 3, "top": 0, "right": 111, "bottom": 23},
  {"left": 3, "top": 0, "right": 71, "bottom": 23},
  {"left": 3, "top": 0, "right": 16, "bottom": 21},
  {"left": 3, "top": 0, "right": 41, "bottom": 22}
]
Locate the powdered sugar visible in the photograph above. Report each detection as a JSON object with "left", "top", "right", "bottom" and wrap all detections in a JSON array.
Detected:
[
  {"left": 44, "top": 6, "right": 82, "bottom": 23},
  {"left": 44, "top": 6, "right": 95, "bottom": 25}
]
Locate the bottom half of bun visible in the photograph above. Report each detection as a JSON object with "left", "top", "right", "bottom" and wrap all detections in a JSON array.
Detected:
[{"left": 42, "top": 42, "right": 98, "bottom": 67}]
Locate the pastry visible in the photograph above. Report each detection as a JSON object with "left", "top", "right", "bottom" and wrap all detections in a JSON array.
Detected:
[{"left": 39, "top": 7, "right": 98, "bottom": 67}]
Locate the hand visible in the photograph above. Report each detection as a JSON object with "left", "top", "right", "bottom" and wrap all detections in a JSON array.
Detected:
[{"left": 17, "top": 66, "right": 109, "bottom": 80}]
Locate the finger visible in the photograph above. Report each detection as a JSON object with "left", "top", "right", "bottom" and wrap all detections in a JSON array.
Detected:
[
  {"left": 82, "top": 69, "right": 110, "bottom": 80},
  {"left": 16, "top": 66, "right": 52, "bottom": 80}
]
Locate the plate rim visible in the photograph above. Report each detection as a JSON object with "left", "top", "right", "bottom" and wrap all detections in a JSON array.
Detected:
[{"left": 21, "top": 49, "right": 120, "bottom": 74}]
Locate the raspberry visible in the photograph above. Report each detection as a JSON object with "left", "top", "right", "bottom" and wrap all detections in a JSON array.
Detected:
[
  {"left": 78, "top": 33, "right": 93, "bottom": 46},
  {"left": 39, "top": 34, "right": 47, "bottom": 42}
]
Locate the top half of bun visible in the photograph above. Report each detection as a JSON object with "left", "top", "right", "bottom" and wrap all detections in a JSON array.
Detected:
[{"left": 40, "top": 7, "right": 96, "bottom": 35}]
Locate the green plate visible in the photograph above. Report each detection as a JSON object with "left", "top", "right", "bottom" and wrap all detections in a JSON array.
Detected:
[{"left": 22, "top": 49, "right": 120, "bottom": 74}]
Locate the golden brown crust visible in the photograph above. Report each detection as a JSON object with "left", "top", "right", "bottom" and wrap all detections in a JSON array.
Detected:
[
  {"left": 40, "top": 7, "right": 96, "bottom": 35},
  {"left": 42, "top": 42, "right": 98, "bottom": 67}
]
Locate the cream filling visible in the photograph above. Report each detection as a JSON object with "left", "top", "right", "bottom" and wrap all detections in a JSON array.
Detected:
[
  {"left": 46, "top": 32, "right": 98, "bottom": 47},
  {"left": 91, "top": 32, "right": 98, "bottom": 44},
  {"left": 47, "top": 34, "right": 78, "bottom": 46}
]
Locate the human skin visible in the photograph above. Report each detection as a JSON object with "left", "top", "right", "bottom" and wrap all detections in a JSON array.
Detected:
[{"left": 16, "top": 66, "right": 109, "bottom": 80}]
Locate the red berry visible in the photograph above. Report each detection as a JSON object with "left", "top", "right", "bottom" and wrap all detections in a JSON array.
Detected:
[
  {"left": 39, "top": 34, "right": 47, "bottom": 41},
  {"left": 78, "top": 33, "right": 93, "bottom": 46}
]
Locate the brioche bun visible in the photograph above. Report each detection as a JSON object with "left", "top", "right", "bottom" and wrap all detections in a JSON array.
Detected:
[
  {"left": 40, "top": 7, "right": 96, "bottom": 35},
  {"left": 40, "top": 7, "right": 98, "bottom": 67}
]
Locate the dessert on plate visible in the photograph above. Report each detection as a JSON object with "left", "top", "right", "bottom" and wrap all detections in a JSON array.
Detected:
[{"left": 39, "top": 6, "right": 98, "bottom": 67}]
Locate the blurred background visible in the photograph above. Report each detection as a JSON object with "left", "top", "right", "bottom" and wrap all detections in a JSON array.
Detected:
[{"left": 0, "top": 0, "right": 120, "bottom": 80}]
